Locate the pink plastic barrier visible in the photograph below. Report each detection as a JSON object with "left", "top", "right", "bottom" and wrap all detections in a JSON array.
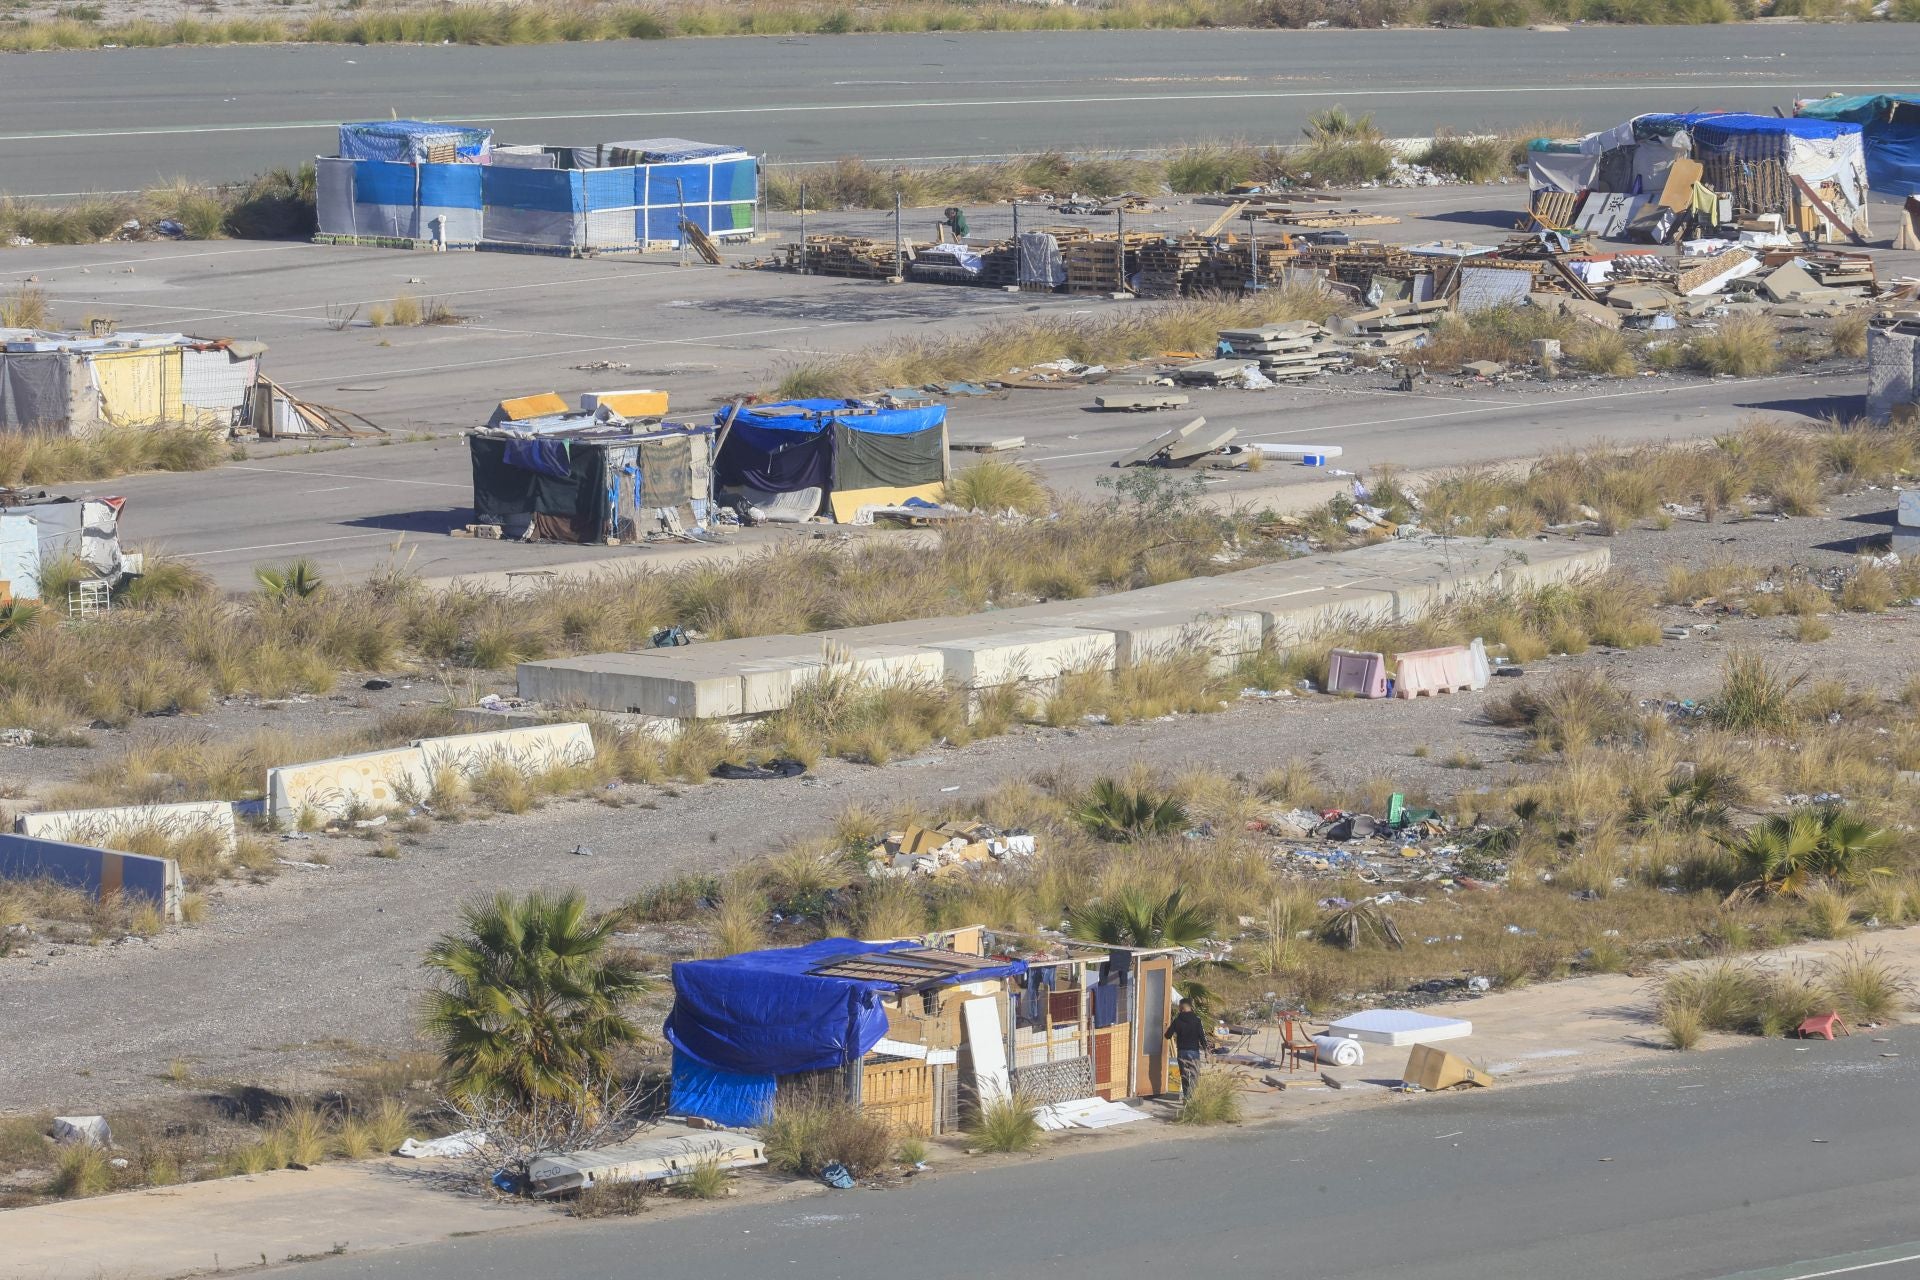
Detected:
[
  {"left": 1325, "top": 649, "right": 1388, "bottom": 698},
  {"left": 1393, "top": 645, "right": 1479, "bottom": 698}
]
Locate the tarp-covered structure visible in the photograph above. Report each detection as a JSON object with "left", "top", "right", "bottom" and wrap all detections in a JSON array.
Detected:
[
  {"left": 0, "top": 495, "right": 127, "bottom": 601},
  {"left": 0, "top": 330, "right": 263, "bottom": 436},
  {"left": 1797, "top": 94, "right": 1920, "bottom": 197},
  {"left": 469, "top": 408, "right": 713, "bottom": 544},
  {"left": 712, "top": 398, "right": 949, "bottom": 519},
  {"left": 664, "top": 938, "right": 1027, "bottom": 1129},
  {"left": 316, "top": 123, "right": 758, "bottom": 253},
  {"left": 1526, "top": 112, "right": 1869, "bottom": 240}
]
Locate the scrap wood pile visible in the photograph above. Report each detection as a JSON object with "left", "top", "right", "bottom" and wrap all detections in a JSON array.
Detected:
[{"left": 867, "top": 819, "right": 1039, "bottom": 878}]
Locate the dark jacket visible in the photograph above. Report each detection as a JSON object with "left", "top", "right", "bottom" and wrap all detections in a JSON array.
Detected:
[{"left": 1165, "top": 1008, "right": 1206, "bottom": 1054}]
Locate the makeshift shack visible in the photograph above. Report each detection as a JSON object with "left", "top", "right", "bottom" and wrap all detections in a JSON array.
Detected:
[
  {"left": 0, "top": 494, "right": 129, "bottom": 603},
  {"left": 664, "top": 937, "right": 1027, "bottom": 1135},
  {"left": 1797, "top": 94, "right": 1920, "bottom": 197},
  {"left": 316, "top": 122, "right": 758, "bottom": 253},
  {"left": 468, "top": 393, "right": 713, "bottom": 543},
  {"left": 711, "top": 398, "right": 949, "bottom": 522},
  {"left": 0, "top": 330, "right": 264, "bottom": 436},
  {"left": 1526, "top": 113, "right": 1869, "bottom": 243}
]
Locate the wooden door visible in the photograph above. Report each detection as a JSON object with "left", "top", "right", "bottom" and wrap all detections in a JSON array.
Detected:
[{"left": 1133, "top": 956, "right": 1174, "bottom": 1097}]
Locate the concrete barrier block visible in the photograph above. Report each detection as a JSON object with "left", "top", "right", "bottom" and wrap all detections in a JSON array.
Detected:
[
  {"left": 1497, "top": 544, "right": 1612, "bottom": 594},
  {"left": 520, "top": 636, "right": 821, "bottom": 717},
  {"left": 0, "top": 832, "right": 181, "bottom": 920},
  {"left": 1067, "top": 607, "right": 1264, "bottom": 667},
  {"left": 417, "top": 722, "right": 596, "bottom": 780},
  {"left": 789, "top": 644, "right": 948, "bottom": 694},
  {"left": 1326, "top": 649, "right": 1388, "bottom": 698},
  {"left": 1244, "top": 587, "right": 1397, "bottom": 646},
  {"left": 927, "top": 627, "right": 1118, "bottom": 689},
  {"left": 17, "top": 801, "right": 237, "bottom": 857},
  {"left": 268, "top": 746, "right": 432, "bottom": 826}
]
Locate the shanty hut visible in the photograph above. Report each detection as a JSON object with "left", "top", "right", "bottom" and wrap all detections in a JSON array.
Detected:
[
  {"left": 467, "top": 391, "right": 714, "bottom": 543},
  {"left": 0, "top": 330, "right": 265, "bottom": 436},
  {"left": 1797, "top": 94, "right": 1920, "bottom": 197},
  {"left": 711, "top": 398, "right": 949, "bottom": 522}
]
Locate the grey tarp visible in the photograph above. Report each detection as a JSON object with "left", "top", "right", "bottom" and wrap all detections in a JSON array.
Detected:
[
  {"left": 830, "top": 423, "right": 945, "bottom": 491},
  {"left": 0, "top": 353, "right": 73, "bottom": 433}
]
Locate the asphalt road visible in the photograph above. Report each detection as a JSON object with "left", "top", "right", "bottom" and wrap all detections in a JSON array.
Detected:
[
  {"left": 80, "top": 366, "right": 1856, "bottom": 592},
  {"left": 269, "top": 1030, "right": 1920, "bottom": 1280},
  {"left": 4, "top": 26, "right": 1920, "bottom": 196}
]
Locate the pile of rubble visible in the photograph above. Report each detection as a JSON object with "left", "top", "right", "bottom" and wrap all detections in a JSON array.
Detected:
[{"left": 866, "top": 819, "right": 1038, "bottom": 879}]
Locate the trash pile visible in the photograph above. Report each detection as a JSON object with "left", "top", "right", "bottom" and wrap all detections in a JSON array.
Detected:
[
  {"left": 866, "top": 819, "right": 1038, "bottom": 878},
  {"left": 1248, "top": 799, "right": 1507, "bottom": 889}
]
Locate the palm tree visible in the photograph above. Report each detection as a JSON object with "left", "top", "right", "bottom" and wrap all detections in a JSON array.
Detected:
[
  {"left": 1068, "top": 887, "right": 1215, "bottom": 949},
  {"left": 1723, "top": 808, "right": 1892, "bottom": 903},
  {"left": 1319, "top": 899, "right": 1405, "bottom": 951},
  {"left": 1074, "top": 779, "right": 1187, "bottom": 842},
  {"left": 421, "top": 891, "right": 646, "bottom": 1105}
]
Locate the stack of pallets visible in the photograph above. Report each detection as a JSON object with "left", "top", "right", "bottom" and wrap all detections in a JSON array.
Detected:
[{"left": 1135, "top": 236, "right": 1213, "bottom": 299}]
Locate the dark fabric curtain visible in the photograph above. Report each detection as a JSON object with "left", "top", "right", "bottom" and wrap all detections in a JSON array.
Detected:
[
  {"left": 831, "top": 422, "right": 943, "bottom": 491},
  {"left": 0, "top": 354, "right": 72, "bottom": 433},
  {"left": 715, "top": 421, "right": 834, "bottom": 493},
  {"left": 638, "top": 435, "right": 692, "bottom": 510},
  {"left": 469, "top": 435, "right": 607, "bottom": 542}
]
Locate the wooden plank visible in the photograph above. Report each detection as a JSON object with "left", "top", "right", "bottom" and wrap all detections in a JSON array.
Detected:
[
  {"left": 1200, "top": 201, "right": 1248, "bottom": 238},
  {"left": 1791, "top": 175, "right": 1868, "bottom": 247},
  {"left": 679, "top": 220, "right": 724, "bottom": 265}
]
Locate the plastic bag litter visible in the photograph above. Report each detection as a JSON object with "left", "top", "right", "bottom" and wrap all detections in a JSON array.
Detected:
[
  {"left": 821, "top": 1162, "right": 855, "bottom": 1189},
  {"left": 397, "top": 1130, "right": 488, "bottom": 1159}
]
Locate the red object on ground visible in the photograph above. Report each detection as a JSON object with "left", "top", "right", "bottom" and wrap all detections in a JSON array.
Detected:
[{"left": 1796, "top": 1012, "right": 1848, "bottom": 1040}]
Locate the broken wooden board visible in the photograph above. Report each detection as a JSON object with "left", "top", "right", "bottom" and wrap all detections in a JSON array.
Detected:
[
  {"left": 1113, "top": 416, "right": 1205, "bottom": 468},
  {"left": 1657, "top": 158, "right": 1705, "bottom": 211},
  {"left": 679, "top": 219, "right": 723, "bottom": 265},
  {"left": 1093, "top": 391, "right": 1190, "bottom": 411}
]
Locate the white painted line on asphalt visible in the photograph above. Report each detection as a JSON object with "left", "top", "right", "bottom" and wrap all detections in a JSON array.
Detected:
[
  {"left": 0, "top": 243, "right": 306, "bottom": 278},
  {"left": 1771, "top": 1253, "right": 1920, "bottom": 1280},
  {"left": 306, "top": 486, "right": 353, "bottom": 493},
  {"left": 179, "top": 531, "right": 404, "bottom": 559},
  {"left": 1031, "top": 370, "right": 1830, "bottom": 464},
  {"left": 275, "top": 320, "right": 858, "bottom": 389},
  {"left": 226, "top": 464, "right": 467, "bottom": 490},
  {"left": 4, "top": 82, "right": 1918, "bottom": 143}
]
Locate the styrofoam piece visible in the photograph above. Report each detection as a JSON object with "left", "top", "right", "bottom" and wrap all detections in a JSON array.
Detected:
[
  {"left": 961, "top": 997, "right": 1010, "bottom": 1106},
  {"left": 1248, "top": 442, "right": 1344, "bottom": 460},
  {"left": 925, "top": 627, "right": 1117, "bottom": 689},
  {"left": 1311, "top": 1035, "right": 1365, "bottom": 1067},
  {"left": 415, "top": 722, "right": 595, "bottom": 779},
  {"left": 1325, "top": 648, "right": 1388, "bottom": 698},
  {"left": 1393, "top": 645, "right": 1478, "bottom": 698},
  {"left": 18, "top": 801, "right": 237, "bottom": 857},
  {"left": 267, "top": 745, "right": 431, "bottom": 826},
  {"left": 527, "top": 1125, "right": 767, "bottom": 1197},
  {"left": 1035, "top": 1097, "right": 1150, "bottom": 1131},
  {"left": 1324, "top": 1009, "right": 1473, "bottom": 1046}
]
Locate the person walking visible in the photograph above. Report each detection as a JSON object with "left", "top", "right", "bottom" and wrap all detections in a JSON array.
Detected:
[{"left": 1165, "top": 994, "right": 1207, "bottom": 1106}]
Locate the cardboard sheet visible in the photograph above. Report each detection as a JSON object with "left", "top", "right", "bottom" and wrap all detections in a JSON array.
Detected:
[
  {"left": 961, "top": 996, "right": 1011, "bottom": 1106},
  {"left": 1658, "top": 158, "right": 1705, "bottom": 211}
]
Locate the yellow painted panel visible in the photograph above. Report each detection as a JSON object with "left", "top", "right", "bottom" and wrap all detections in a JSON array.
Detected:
[
  {"left": 496, "top": 392, "right": 569, "bottom": 421},
  {"left": 828, "top": 482, "right": 946, "bottom": 524}
]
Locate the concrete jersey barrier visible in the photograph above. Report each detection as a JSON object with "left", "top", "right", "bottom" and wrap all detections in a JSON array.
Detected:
[
  {"left": 0, "top": 832, "right": 182, "bottom": 921},
  {"left": 16, "top": 801, "right": 238, "bottom": 857},
  {"left": 517, "top": 538, "right": 1611, "bottom": 720}
]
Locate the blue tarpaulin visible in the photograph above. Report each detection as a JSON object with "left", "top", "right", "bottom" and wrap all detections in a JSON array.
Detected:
[
  {"left": 338, "top": 121, "right": 493, "bottom": 165},
  {"left": 721, "top": 399, "right": 947, "bottom": 437},
  {"left": 1799, "top": 94, "right": 1920, "bottom": 197},
  {"left": 664, "top": 938, "right": 1026, "bottom": 1078},
  {"left": 1636, "top": 112, "right": 1861, "bottom": 145},
  {"left": 669, "top": 1054, "right": 776, "bottom": 1128}
]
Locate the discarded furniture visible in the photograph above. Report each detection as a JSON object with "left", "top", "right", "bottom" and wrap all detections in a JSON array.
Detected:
[
  {"left": 1326, "top": 1009, "right": 1473, "bottom": 1046},
  {"left": 1795, "top": 1012, "right": 1850, "bottom": 1041},
  {"left": 1278, "top": 1014, "right": 1323, "bottom": 1072}
]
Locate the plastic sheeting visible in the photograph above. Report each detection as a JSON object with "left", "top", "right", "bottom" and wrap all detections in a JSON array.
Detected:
[
  {"left": 0, "top": 352, "right": 70, "bottom": 432},
  {"left": 665, "top": 938, "right": 1026, "bottom": 1077},
  {"left": 1798, "top": 94, "right": 1920, "bottom": 197},
  {"left": 338, "top": 120, "right": 492, "bottom": 165},
  {"left": 669, "top": 1053, "right": 776, "bottom": 1128}
]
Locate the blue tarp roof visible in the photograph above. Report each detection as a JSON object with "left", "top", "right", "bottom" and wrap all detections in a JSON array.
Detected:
[
  {"left": 719, "top": 398, "right": 947, "bottom": 437},
  {"left": 338, "top": 120, "right": 493, "bottom": 164},
  {"left": 664, "top": 938, "right": 1026, "bottom": 1077},
  {"left": 1638, "top": 112, "right": 1861, "bottom": 143},
  {"left": 606, "top": 137, "right": 746, "bottom": 162}
]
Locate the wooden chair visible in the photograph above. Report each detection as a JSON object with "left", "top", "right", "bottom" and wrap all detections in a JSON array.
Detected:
[{"left": 1278, "top": 1013, "right": 1321, "bottom": 1072}]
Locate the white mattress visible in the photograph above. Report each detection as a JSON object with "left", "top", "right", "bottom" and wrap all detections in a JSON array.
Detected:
[{"left": 1324, "top": 1009, "right": 1473, "bottom": 1047}]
